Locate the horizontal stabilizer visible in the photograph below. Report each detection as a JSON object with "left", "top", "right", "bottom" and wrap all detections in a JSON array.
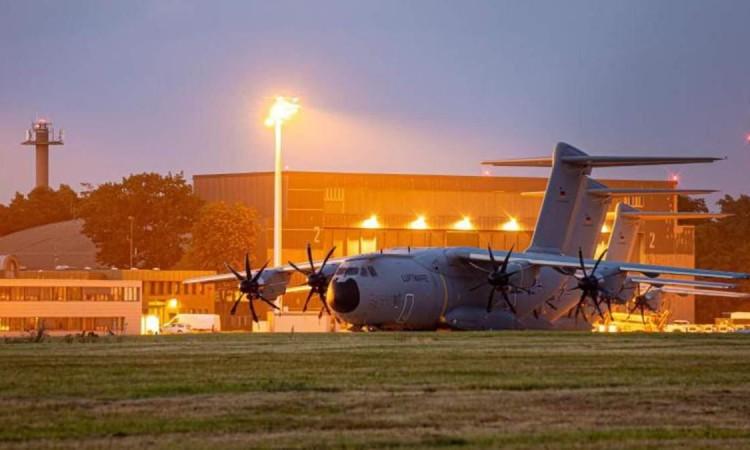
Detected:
[
  {"left": 522, "top": 188, "right": 716, "bottom": 198},
  {"left": 606, "top": 211, "right": 732, "bottom": 221},
  {"left": 630, "top": 276, "right": 735, "bottom": 289},
  {"left": 483, "top": 154, "right": 723, "bottom": 168},
  {"left": 661, "top": 286, "right": 750, "bottom": 298}
]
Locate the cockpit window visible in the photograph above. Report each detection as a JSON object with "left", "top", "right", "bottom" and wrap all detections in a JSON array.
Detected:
[
  {"left": 345, "top": 267, "right": 359, "bottom": 276},
  {"left": 335, "top": 267, "right": 346, "bottom": 275},
  {"left": 367, "top": 266, "right": 378, "bottom": 277},
  {"left": 360, "top": 267, "right": 369, "bottom": 276}
]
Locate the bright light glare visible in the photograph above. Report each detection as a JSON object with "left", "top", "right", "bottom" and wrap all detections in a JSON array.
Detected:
[
  {"left": 142, "top": 315, "right": 160, "bottom": 335},
  {"left": 500, "top": 217, "right": 521, "bottom": 232},
  {"left": 167, "top": 298, "right": 179, "bottom": 309},
  {"left": 264, "top": 96, "right": 300, "bottom": 127},
  {"left": 454, "top": 217, "right": 473, "bottom": 230},
  {"left": 409, "top": 216, "right": 428, "bottom": 230},
  {"left": 362, "top": 215, "right": 380, "bottom": 229},
  {"left": 601, "top": 224, "right": 611, "bottom": 233}
]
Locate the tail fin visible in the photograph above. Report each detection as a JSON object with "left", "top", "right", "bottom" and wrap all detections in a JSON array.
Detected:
[
  {"left": 562, "top": 177, "right": 611, "bottom": 258},
  {"left": 482, "top": 141, "right": 724, "bottom": 255},
  {"left": 605, "top": 203, "right": 642, "bottom": 262},
  {"left": 526, "top": 142, "right": 590, "bottom": 254}
]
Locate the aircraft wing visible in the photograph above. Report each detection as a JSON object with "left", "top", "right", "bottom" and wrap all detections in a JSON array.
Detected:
[
  {"left": 183, "top": 258, "right": 347, "bottom": 285},
  {"left": 466, "top": 250, "right": 750, "bottom": 280},
  {"left": 660, "top": 286, "right": 750, "bottom": 298},
  {"left": 629, "top": 276, "right": 736, "bottom": 289}
]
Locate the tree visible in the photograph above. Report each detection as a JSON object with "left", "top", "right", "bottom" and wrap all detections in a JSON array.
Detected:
[
  {"left": 77, "top": 173, "right": 203, "bottom": 269},
  {"left": 695, "top": 195, "right": 750, "bottom": 273},
  {"left": 180, "top": 202, "right": 261, "bottom": 272},
  {"left": 0, "top": 185, "right": 80, "bottom": 236}
]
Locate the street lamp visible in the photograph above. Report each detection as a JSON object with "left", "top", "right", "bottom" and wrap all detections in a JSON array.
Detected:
[{"left": 265, "top": 97, "right": 299, "bottom": 270}]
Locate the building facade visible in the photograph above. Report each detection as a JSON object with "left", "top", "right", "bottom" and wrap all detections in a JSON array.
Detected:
[{"left": 0, "top": 278, "right": 141, "bottom": 335}]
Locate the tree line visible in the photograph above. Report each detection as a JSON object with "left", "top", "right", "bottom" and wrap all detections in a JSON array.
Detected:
[{"left": 0, "top": 173, "right": 260, "bottom": 272}]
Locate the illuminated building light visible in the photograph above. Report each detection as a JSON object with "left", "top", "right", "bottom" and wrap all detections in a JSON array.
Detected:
[
  {"left": 264, "top": 96, "right": 300, "bottom": 127},
  {"left": 454, "top": 217, "right": 473, "bottom": 230},
  {"left": 142, "top": 315, "right": 160, "bottom": 335},
  {"left": 362, "top": 215, "right": 380, "bottom": 229},
  {"left": 669, "top": 173, "right": 680, "bottom": 183},
  {"left": 746, "top": 133, "right": 750, "bottom": 144},
  {"left": 409, "top": 216, "right": 428, "bottom": 230},
  {"left": 601, "top": 224, "right": 611, "bottom": 233},
  {"left": 167, "top": 298, "right": 179, "bottom": 309},
  {"left": 500, "top": 217, "right": 521, "bottom": 232}
]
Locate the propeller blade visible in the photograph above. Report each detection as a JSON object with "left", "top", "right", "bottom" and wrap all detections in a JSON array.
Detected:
[
  {"left": 245, "top": 254, "right": 252, "bottom": 280},
  {"left": 225, "top": 263, "right": 244, "bottom": 281},
  {"left": 230, "top": 293, "right": 244, "bottom": 315},
  {"left": 306, "top": 243, "right": 315, "bottom": 274},
  {"left": 320, "top": 246, "right": 336, "bottom": 271},
  {"left": 288, "top": 260, "right": 308, "bottom": 275},
  {"left": 302, "top": 288, "right": 314, "bottom": 312},
  {"left": 251, "top": 260, "right": 270, "bottom": 284},
  {"left": 501, "top": 290, "right": 517, "bottom": 315},
  {"left": 257, "top": 294, "right": 280, "bottom": 310},
  {"left": 320, "top": 297, "right": 332, "bottom": 316},
  {"left": 487, "top": 244, "right": 498, "bottom": 268},
  {"left": 640, "top": 305, "right": 646, "bottom": 324},
  {"left": 486, "top": 288, "right": 495, "bottom": 313},
  {"left": 318, "top": 306, "right": 325, "bottom": 319},
  {"left": 592, "top": 248, "right": 608, "bottom": 273},
  {"left": 578, "top": 248, "right": 588, "bottom": 278},
  {"left": 248, "top": 297, "right": 259, "bottom": 323},
  {"left": 500, "top": 244, "right": 514, "bottom": 274},
  {"left": 591, "top": 291, "right": 605, "bottom": 320}
]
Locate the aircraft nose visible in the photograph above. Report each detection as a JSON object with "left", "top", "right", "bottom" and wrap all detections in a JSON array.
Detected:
[{"left": 329, "top": 278, "right": 360, "bottom": 313}]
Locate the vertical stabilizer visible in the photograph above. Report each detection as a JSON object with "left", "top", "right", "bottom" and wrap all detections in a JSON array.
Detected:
[
  {"left": 562, "top": 178, "right": 611, "bottom": 258},
  {"left": 526, "top": 142, "right": 590, "bottom": 254},
  {"left": 605, "top": 203, "right": 641, "bottom": 262}
]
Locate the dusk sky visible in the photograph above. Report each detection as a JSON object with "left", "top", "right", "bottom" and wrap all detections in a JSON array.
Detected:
[{"left": 1, "top": 0, "right": 749, "bottom": 206}]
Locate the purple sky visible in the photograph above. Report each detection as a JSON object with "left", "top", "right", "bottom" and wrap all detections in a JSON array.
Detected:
[{"left": 1, "top": 0, "right": 749, "bottom": 207}]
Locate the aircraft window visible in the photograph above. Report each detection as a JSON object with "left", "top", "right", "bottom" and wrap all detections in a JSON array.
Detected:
[
  {"left": 345, "top": 268, "right": 359, "bottom": 276},
  {"left": 360, "top": 267, "right": 369, "bottom": 276},
  {"left": 335, "top": 267, "right": 346, "bottom": 275},
  {"left": 368, "top": 266, "right": 378, "bottom": 277}
]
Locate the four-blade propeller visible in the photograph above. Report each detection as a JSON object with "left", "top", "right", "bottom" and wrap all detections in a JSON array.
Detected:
[
  {"left": 225, "top": 254, "right": 279, "bottom": 323},
  {"left": 289, "top": 243, "right": 337, "bottom": 318},
  {"left": 469, "top": 245, "right": 519, "bottom": 314}
]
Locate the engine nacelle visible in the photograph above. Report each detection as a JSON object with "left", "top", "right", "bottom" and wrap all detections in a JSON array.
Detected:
[{"left": 507, "top": 262, "right": 537, "bottom": 290}]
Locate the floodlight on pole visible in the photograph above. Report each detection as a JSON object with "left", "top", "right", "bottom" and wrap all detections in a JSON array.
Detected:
[{"left": 265, "top": 97, "right": 299, "bottom": 304}]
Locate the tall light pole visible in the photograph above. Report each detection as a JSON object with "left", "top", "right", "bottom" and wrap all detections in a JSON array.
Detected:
[
  {"left": 264, "top": 97, "right": 300, "bottom": 271},
  {"left": 128, "top": 216, "right": 134, "bottom": 269}
]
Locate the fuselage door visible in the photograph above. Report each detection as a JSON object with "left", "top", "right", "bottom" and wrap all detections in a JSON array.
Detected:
[{"left": 397, "top": 293, "right": 415, "bottom": 324}]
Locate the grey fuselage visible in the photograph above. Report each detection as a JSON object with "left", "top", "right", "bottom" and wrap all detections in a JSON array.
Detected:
[{"left": 325, "top": 247, "right": 563, "bottom": 330}]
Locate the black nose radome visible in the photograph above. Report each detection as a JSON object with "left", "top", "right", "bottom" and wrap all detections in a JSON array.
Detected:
[{"left": 329, "top": 278, "right": 360, "bottom": 313}]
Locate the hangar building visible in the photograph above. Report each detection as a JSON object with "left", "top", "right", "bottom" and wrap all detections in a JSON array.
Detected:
[{"left": 193, "top": 171, "right": 698, "bottom": 325}]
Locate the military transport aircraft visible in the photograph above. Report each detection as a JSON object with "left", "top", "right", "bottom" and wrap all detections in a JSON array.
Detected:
[
  {"left": 540, "top": 202, "right": 750, "bottom": 326},
  {"left": 185, "top": 142, "right": 749, "bottom": 331}
]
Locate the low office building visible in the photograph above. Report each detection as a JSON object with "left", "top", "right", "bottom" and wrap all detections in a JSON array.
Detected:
[{"left": 0, "top": 278, "right": 141, "bottom": 335}]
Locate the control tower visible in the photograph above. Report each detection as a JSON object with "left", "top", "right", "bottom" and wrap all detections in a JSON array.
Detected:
[{"left": 21, "top": 119, "right": 64, "bottom": 189}]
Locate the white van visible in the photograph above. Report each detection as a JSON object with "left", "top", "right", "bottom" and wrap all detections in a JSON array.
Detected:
[{"left": 161, "top": 314, "right": 221, "bottom": 334}]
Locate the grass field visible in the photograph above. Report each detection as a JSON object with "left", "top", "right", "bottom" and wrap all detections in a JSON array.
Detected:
[{"left": 1, "top": 332, "right": 750, "bottom": 449}]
